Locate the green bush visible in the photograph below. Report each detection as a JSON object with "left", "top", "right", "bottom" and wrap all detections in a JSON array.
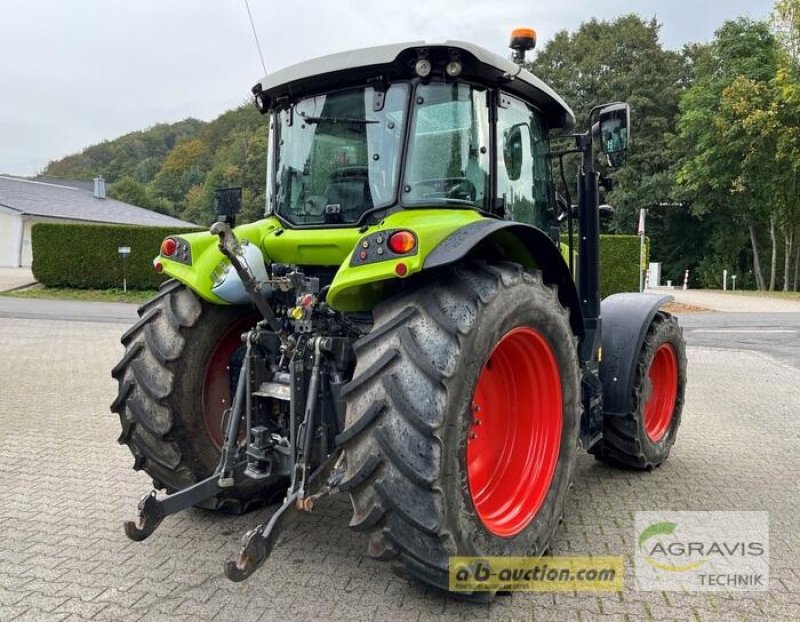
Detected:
[
  {"left": 31, "top": 222, "right": 645, "bottom": 296},
  {"left": 31, "top": 223, "right": 200, "bottom": 290},
  {"left": 600, "top": 234, "right": 648, "bottom": 297},
  {"left": 563, "top": 234, "right": 647, "bottom": 298}
]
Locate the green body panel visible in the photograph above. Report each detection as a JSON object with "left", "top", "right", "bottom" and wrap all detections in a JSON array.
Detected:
[
  {"left": 157, "top": 210, "right": 485, "bottom": 310},
  {"left": 158, "top": 229, "right": 227, "bottom": 304},
  {"left": 326, "top": 209, "right": 483, "bottom": 311}
]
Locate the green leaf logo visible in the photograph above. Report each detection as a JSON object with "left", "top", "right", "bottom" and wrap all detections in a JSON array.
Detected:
[
  {"left": 638, "top": 521, "right": 706, "bottom": 572},
  {"left": 638, "top": 521, "right": 676, "bottom": 550}
]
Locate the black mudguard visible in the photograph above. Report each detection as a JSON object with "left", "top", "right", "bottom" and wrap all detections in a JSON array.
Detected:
[
  {"left": 599, "top": 293, "right": 674, "bottom": 417},
  {"left": 424, "top": 219, "right": 584, "bottom": 340}
]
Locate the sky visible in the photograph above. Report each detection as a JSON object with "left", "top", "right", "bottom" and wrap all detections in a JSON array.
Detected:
[{"left": 0, "top": 0, "right": 774, "bottom": 176}]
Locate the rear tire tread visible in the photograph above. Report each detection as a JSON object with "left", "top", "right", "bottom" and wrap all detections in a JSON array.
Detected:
[
  {"left": 341, "top": 263, "right": 580, "bottom": 595},
  {"left": 111, "top": 283, "right": 271, "bottom": 511}
]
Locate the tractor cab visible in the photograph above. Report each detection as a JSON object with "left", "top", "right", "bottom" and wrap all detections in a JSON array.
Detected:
[{"left": 251, "top": 39, "right": 575, "bottom": 232}]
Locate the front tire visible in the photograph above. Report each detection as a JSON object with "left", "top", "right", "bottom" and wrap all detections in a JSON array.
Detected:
[
  {"left": 338, "top": 263, "right": 581, "bottom": 595},
  {"left": 111, "top": 280, "right": 281, "bottom": 512},
  {"left": 591, "top": 311, "right": 687, "bottom": 469}
]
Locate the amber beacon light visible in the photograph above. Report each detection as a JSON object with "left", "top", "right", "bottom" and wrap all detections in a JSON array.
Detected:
[{"left": 510, "top": 28, "right": 537, "bottom": 64}]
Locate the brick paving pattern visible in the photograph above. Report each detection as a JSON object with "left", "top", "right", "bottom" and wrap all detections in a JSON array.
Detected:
[{"left": 0, "top": 317, "right": 797, "bottom": 621}]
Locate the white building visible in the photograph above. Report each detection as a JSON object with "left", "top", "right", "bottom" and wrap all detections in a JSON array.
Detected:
[{"left": 0, "top": 176, "right": 195, "bottom": 267}]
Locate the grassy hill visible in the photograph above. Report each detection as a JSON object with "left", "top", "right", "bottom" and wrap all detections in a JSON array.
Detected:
[{"left": 42, "top": 103, "right": 268, "bottom": 225}]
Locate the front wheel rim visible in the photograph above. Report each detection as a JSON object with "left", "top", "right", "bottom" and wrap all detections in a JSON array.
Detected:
[
  {"left": 643, "top": 343, "right": 679, "bottom": 442},
  {"left": 466, "top": 327, "right": 563, "bottom": 537}
]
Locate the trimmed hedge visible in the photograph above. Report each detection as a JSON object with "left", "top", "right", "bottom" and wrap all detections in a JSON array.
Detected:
[
  {"left": 31, "top": 222, "right": 646, "bottom": 296},
  {"left": 31, "top": 223, "right": 201, "bottom": 290},
  {"left": 563, "top": 234, "right": 648, "bottom": 298},
  {"left": 598, "top": 234, "right": 648, "bottom": 298}
]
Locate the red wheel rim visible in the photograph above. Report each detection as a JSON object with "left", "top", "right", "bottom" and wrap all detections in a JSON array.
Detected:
[
  {"left": 202, "top": 316, "right": 255, "bottom": 449},
  {"left": 643, "top": 343, "right": 678, "bottom": 442},
  {"left": 466, "top": 327, "right": 563, "bottom": 537}
]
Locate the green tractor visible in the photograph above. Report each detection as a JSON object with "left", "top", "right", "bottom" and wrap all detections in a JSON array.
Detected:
[{"left": 113, "top": 29, "right": 687, "bottom": 596}]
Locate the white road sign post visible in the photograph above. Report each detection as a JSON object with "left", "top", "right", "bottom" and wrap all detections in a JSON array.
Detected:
[{"left": 118, "top": 246, "right": 131, "bottom": 293}]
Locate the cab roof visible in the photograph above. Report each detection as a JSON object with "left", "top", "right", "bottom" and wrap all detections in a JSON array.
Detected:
[{"left": 252, "top": 40, "right": 575, "bottom": 133}]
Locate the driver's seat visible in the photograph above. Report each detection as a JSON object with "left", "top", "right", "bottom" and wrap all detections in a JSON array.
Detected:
[{"left": 324, "top": 166, "right": 372, "bottom": 222}]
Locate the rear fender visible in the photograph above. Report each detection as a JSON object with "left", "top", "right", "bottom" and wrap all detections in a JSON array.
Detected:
[
  {"left": 424, "top": 220, "right": 584, "bottom": 340},
  {"left": 599, "top": 293, "right": 674, "bottom": 416}
]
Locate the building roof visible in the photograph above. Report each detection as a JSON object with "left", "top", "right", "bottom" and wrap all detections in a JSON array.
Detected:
[
  {"left": 32, "top": 176, "right": 96, "bottom": 192},
  {"left": 0, "top": 176, "right": 196, "bottom": 228},
  {"left": 253, "top": 40, "right": 575, "bottom": 132}
]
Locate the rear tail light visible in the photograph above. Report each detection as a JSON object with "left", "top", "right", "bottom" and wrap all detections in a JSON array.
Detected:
[
  {"left": 160, "top": 238, "right": 177, "bottom": 256},
  {"left": 388, "top": 230, "right": 416, "bottom": 254}
]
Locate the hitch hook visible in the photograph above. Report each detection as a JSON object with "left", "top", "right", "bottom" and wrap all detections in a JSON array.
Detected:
[
  {"left": 224, "top": 491, "right": 300, "bottom": 581},
  {"left": 122, "top": 491, "right": 164, "bottom": 542}
]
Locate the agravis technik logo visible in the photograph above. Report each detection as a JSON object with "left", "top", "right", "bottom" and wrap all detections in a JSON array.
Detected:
[{"left": 634, "top": 511, "right": 768, "bottom": 591}]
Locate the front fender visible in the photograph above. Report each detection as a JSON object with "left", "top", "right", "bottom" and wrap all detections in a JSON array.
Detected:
[{"left": 599, "top": 293, "right": 674, "bottom": 416}]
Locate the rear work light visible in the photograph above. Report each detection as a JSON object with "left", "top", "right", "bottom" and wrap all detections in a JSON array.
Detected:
[
  {"left": 160, "top": 238, "right": 177, "bottom": 256},
  {"left": 387, "top": 230, "right": 417, "bottom": 255}
]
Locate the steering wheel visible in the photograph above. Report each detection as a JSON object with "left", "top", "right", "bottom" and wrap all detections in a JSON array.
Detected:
[{"left": 413, "top": 177, "right": 477, "bottom": 202}]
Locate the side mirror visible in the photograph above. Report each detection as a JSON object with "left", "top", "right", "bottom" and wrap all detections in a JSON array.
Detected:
[
  {"left": 214, "top": 187, "right": 242, "bottom": 226},
  {"left": 597, "top": 103, "right": 630, "bottom": 168},
  {"left": 503, "top": 124, "right": 525, "bottom": 181},
  {"left": 599, "top": 204, "right": 616, "bottom": 219}
]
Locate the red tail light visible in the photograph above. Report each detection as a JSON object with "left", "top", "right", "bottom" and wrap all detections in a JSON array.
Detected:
[
  {"left": 388, "top": 230, "right": 416, "bottom": 254},
  {"left": 160, "top": 238, "right": 177, "bottom": 256}
]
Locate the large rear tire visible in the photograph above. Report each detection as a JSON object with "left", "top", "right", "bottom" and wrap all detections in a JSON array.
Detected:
[
  {"left": 338, "top": 263, "right": 581, "bottom": 596},
  {"left": 591, "top": 311, "right": 687, "bottom": 469},
  {"left": 111, "top": 280, "right": 281, "bottom": 512}
]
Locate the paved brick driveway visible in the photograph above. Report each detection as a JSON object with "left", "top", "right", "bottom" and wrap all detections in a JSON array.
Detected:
[
  {"left": 0, "top": 317, "right": 798, "bottom": 621},
  {"left": 647, "top": 288, "right": 800, "bottom": 313}
]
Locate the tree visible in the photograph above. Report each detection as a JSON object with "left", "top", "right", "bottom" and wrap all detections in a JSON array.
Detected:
[
  {"left": 675, "top": 18, "right": 781, "bottom": 289},
  {"left": 771, "top": 0, "right": 800, "bottom": 290},
  {"left": 108, "top": 175, "right": 150, "bottom": 207},
  {"left": 108, "top": 175, "right": 175, "bottom": 217},
  {"left": 43, "top": 118, "right": 205, "bottom": 183},
  {"left": 772, "top": 0, "right": 800, "bottom": 63},
  {"left": 530, "top": 15, "right": 695, "bottom": 283}
]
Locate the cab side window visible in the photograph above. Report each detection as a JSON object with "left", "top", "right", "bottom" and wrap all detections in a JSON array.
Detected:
[{"left": 495, "top": 94, "right": 553, "bottom": 229}]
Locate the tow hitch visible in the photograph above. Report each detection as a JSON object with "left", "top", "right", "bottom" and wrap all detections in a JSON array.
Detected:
[{"left": 123, "top": 221, "right": 350, "bottom": 582}]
